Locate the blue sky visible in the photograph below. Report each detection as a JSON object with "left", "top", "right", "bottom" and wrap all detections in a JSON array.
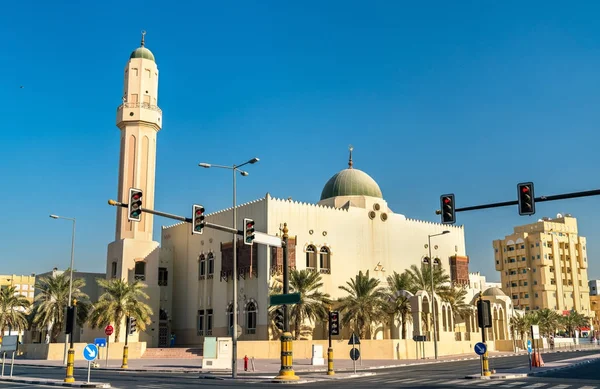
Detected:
[{"left": 1, "top": 1, "right": 599, "bottom": 281}]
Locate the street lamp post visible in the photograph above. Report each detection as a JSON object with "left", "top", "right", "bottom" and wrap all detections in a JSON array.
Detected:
[
  {"left": 49, "top": 215, "right": 76, "bottom": 372},
  {"left": 427, "top": 230, "right": 449, "bottom": 360},
  {"left": 198, "top": 157, "right": 259, "bottom": 379}
]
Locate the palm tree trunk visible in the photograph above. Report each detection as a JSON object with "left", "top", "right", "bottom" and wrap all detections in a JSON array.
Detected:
[
  {"left": 294, "top": 315, "right": 301, "bottom": 340},
  {"left": 401, "top": 313, "right": 407, "bottom": 339}
]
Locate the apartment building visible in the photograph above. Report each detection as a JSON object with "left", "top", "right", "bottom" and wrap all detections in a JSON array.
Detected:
[
  {"left": 0, "top": 274, "right": 36, "bottom": 303},
  {"left": 492, "top": 215, "right": 591, "bottom": 316}
]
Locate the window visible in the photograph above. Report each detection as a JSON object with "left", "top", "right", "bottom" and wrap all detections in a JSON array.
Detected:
[
  {"left": 199, "top": 255, "right": 206, "bottom": 279},
  {"left": 206, "top": 309, "right": 213, "bottom": 335},
  {"left": 227, "top": 304, "right": 234, "bottom": 335},
  {"left": 319, "top": 247, "right": 331, "bottom": 274},
  {"left": 134, "top": 262, "right": 146, "bottom": 281},
  {"left": 246, "top": 302, "right": 257, "bottom": 334},
  {"left": 158, "top": 267, "right": 168, "bottom": 286},
  {"left": 306, "top": 245, "right": 317, "bottom": 269},
  {"left": 111, "top": 262, "right": 117, "bottom": 278},
  {"left": 197, "top": 310, "right": 205, "bottom": 336},
  {"left": 207, "top": 253, "right": 214, "bottom": 275}
]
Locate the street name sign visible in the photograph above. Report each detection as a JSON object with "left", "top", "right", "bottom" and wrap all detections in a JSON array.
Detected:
[
  {"left": 254, "top": 232, "right": 282, "bottom": 248},
  {"left": 269, "top": 292, "right": 301, "bottom": 306}
]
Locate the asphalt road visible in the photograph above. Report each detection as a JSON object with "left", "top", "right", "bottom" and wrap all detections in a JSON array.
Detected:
[{"left": 1, "top": 350, "right": 599, "bottom": 388}]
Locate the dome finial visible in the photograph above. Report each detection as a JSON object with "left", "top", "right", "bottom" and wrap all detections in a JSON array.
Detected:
[
  {"left": 348, "top": 144, "right": 354, "bottom": 169},
  {"left": 141, "top": 30, "right": 146, "bottom": 47}
]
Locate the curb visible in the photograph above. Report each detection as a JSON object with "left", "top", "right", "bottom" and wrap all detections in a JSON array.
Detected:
[
  {"left": 0, "top": 377, "right": 111, "bottom": 388},
  {"left": 528, "top": 359, "right": 596, "bottom": 377}
]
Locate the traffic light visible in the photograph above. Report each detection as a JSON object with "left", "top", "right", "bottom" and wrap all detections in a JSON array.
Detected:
[
  {"left": 274, "top": 307, "right": 284, "bottom": 331},
  {"left": 440, "top": 194, "right": 456, "bottom": 224},
  {"left": 329, "top": 311, "right": 340, "bottom": 336},
  {"left": 517, "top": 182, "right": 535, "bottom": 216},
  {"left": 243, "top": 218, "right": 255, "bottom": 246},
  {"left": 128, "top": 188, "right": 143, "bottom": 222},
  {"left": 192, "top": 204, "right": 205, "bottom": 235},
  {"left": 65, "top": 306, "right": 76, "bottom": 335},
  {"left": 128, "top": 316, "right": 137, "bottom": 335}
]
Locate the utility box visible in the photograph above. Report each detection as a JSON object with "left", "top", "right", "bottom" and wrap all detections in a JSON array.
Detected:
[
  {"left": 311, "top": 344, "right": 324, "bottom": 365},
  {"left": 201, "top": 337, "right": 232, "bottom": 370}
]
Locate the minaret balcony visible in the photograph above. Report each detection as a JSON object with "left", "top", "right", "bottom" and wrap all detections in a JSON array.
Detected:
[
  {"left": 118, "top": 102, "right": 162, "bottom": 114},
  {"left": 117, "top": 102, "right": 163, "bottom": 129}
]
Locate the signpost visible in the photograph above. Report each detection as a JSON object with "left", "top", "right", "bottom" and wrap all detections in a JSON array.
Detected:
[
  {"left": 83, "top": 344, "right": 99, "bottom": 384},
  {"left": 527, "top": 339, "right": 533, "bottom": 371},
  {"left": 413, "top": 335, "right": 427, "bottom": 359},
  {"left": 94, "top": 338, "right": 107, "bottom": 368},
  {"left": 474, "top": 342, "right": 487, "bottom": 376},
  {"left": 0, "top": 335, "right": 18, "bottom": 378},
  {"left": 104, "top": 325, "right": 114, "bottom": 368},
  {"left": 348, "top": 332, "right": 361, "bottom": 374}
]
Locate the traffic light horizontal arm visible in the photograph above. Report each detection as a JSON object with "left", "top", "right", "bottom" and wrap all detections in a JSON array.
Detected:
[
  {"left": 434, "top": 188, "right": 600, "bottom": 214},
  {"left": 108, "top": 200, "right": 244, "bottom": 235}
]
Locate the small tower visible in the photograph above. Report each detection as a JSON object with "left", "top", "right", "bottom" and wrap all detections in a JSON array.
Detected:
[
  {"left": 105, "top": 32, "right": 163, "bottom": 346},
  {"left": 114, "top": 30, "right": 162, "bottom": 241}
]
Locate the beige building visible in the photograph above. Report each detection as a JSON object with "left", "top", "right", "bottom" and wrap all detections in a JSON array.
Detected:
[
  {"left": 492, "top": 215, "right": 591, "bottom": 316},
  {"left": 0, "top": 274, "right": 36, "bottom": 303}
]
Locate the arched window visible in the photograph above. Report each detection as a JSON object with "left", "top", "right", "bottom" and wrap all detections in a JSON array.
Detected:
[
  {"left": 110, "top": 262, "right": 117, "bottom": 279},
  {"left": 198, "top": 254, "right": 206, "bottom": 279},
  {"left": 306, "top": 245, "right": 317, "bottom": 269},
  {"left": 246, "top": 301, "right": 257, "bottom": 335},
  {"left": 134, "top": 262, "right": 146, "bottom": 281},
  {"left": 319, "top": 247, "right": 331, "bottom": 274},
  {"left": 207, "top": 252, "right": 214, "bottom": 275}
]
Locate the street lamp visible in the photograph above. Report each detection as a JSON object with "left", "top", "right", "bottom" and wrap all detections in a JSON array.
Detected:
[
  {"left": 198, "top": 157, "right": 259, "bottom": 379},
  {"left": 427, "top": 230, "right": 449, "bottom": 360},
  {"left": 49, "top": 214, "right": 76, "bottom": 367}
]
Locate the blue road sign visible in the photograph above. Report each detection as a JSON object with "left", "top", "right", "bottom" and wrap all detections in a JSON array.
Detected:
[
  {"left": 83, "top": 344, "right": 99, "bottom": 361},
  {"left": 94, "top": 338, "right": 107, "bottom": 348},
  {"left": 527, "top": 339, "right": 532, "bottom": 353},
  {"left": 474, "top": 342, "right": 487, "bottom": 356}
]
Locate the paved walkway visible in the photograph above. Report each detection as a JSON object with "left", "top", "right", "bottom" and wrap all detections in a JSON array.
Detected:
[{"left": 10, "top": 350, "right": 532, "bottom": 374}]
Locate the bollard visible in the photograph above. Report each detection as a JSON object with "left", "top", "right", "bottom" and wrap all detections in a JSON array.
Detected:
[
  {"left": 482, "top": 350, "right": 491, "bottom": 377},
  {"left": 274, "top": 332, "right": 299, "bottom": 381},
  {"left": 327, "top": 347, "right": 334, "bottom": 376},
  {"left": 64, "top": 348, "right": 75, "bottom": 383},
  {"left": 244, "top": 355, "right": 249, "bottom": 371},
  {"left": 121, "top": 344, "right": 129, "bottom": 369}
]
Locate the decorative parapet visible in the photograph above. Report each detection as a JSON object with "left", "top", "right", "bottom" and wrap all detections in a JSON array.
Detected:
[{"left": 117, "top": 102, "right": 162, "bottom": 114}]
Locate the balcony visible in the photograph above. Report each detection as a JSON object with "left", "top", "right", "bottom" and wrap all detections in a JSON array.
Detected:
[{"left": 117, "top": 102, "right": 162, "bottom": 114}]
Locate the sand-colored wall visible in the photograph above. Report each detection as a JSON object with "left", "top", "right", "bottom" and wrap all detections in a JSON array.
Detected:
[
  {"left": 237, "top": 339, "right": 498, "bottom": 360},
  {"left": 18, "top": 342, "right": 146, "bottom": 360}
]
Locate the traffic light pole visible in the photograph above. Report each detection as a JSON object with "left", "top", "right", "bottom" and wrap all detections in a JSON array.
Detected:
[
  {"left": 122, "top": 317, "right": 130, "bottom": 369},
  {"left": 108, "top": 200, "right": 244, "bottom": 235},
  {"left": 327, "top": 311, "right": 334, "bottom": 376},
  {"left": 436, "top": 188, "right": 600, "bottom": 214}
]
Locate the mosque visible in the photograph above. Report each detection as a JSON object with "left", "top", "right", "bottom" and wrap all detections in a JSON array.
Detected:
[{"left": 98, "top": 34, "right": 514, "bottom": 353}]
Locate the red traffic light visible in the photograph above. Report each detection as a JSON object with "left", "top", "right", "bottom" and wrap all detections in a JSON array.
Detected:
[
  {"left": 246, "top": 221, "right": 254, "bottom": 228},
  {"left": 195, "top": 208, "right": 204, "bottom": 216},
  {"left": 443, "top": 197, "right": 451, "bottom": 204},
  {"left": 521, "top": 186, "right": 529, "bottom": 193}
]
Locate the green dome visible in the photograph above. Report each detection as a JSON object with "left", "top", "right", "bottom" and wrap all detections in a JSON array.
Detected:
[
  {"left": 320, "top": 168, "right": 383, "bottom": 201},
  {"left": 130, "top": 47, "right": 155, "bottom": 62}
]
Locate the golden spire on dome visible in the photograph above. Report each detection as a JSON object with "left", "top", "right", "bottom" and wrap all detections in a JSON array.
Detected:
[
  {"left": 141, "top": 30, "right": 146, "bottom": 47},
  {"left": 348, "top": 144, "right": 354, "bottom": 169}
]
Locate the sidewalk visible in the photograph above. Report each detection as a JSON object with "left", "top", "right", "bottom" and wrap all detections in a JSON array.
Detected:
[
  {"left": 465, "top": 353, "right": 600, "bottom": 380},
  {"left": 10, "top": 351, "right": 524, "bottom": 374}
]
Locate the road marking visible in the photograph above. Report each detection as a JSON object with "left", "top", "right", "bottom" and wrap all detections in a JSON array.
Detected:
[
  {"left": 522, "top": 384, "right": 548, "bottom": 388},
  {"left": 578, "top": 386, "right": 597, "bottom": 389},
  {"left": 547, "top": 385, "right": 571, "bottom": 389},
  {"left": 499, "top": 383, "right": 527, "bottom": 388}
]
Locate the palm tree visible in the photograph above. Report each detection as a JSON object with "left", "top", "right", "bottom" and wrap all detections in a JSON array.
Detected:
[
  {"left": 443, "top": 286, "right": 470, "bottom": 323},
  {"left": 386, "top": 271, "right": 413, "bottom": 339},
  {"left": 534, "top": 309, "right": 561, "bottom": 337},
  {"left": 88, "top": 279, "right": 153, "bottom": 340},
  {"left": 286, "top": 270, "right": 332, "bottom": 340},
  {"left": 561, "top": 311, "right": 590, "bottom": 337},
  {"left": 509, "top": 313, "right": 528, "bottom": 349},
  {"left": 31, "top": 270, "right": 89, "bottom": 342},
  {"left": 0, "top": 286, "right": 31, "bottom": 334},
  {"left": 404, "top": 264, "right": 451, "bottom": 297},
  {"left": 337, "top": 270, "right": 387, "bottom": 339}
]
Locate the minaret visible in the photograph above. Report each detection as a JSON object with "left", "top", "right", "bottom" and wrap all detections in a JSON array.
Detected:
[
  {"left": 105, "top": 32, "right": 162, "bottom": 345},
  {"left": 115, "top": 30, "right": 162, "bottom": 241}
]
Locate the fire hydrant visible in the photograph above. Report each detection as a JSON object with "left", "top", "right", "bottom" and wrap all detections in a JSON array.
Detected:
[{"left": 244, "top": 355, "right": 249, "bottom": 371}]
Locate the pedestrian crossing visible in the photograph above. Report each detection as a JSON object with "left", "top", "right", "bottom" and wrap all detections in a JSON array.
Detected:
[{"left": 354, "top": 376, "right": 598, "bottom": 389}]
